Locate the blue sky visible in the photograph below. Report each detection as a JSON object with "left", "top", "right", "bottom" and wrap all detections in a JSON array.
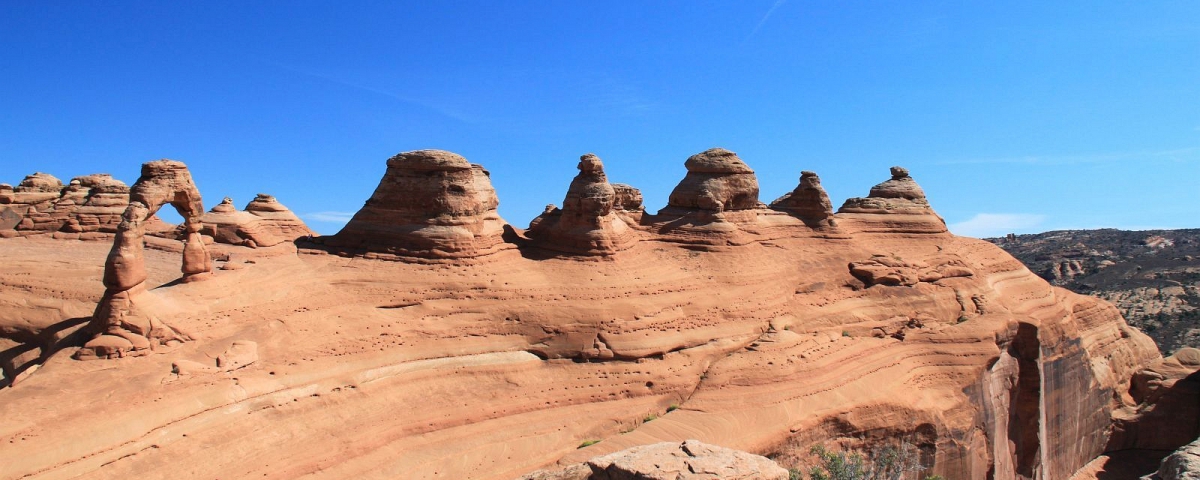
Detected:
[{"left": 2, "top": 2, "right": 1198, "bottom": 237}]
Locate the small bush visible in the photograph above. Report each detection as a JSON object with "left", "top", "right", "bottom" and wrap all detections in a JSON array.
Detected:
[
  {"left": 806, "top": 443, "right": 936, "bottom": 480},
  {"left": 667, "top": 403, "right": 680, "bottom": 413},
  {"left": 644, "top": 413, "right": 658, "bottom": 423},
  {"left": 578, "top": 439, "right": 600, "bottom": 448}
]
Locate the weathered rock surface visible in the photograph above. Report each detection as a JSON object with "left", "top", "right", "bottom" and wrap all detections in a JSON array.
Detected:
[
  {"left": 322, "top": 149, "right": 510, "bottom": 260},
  {"left": 592, "top": 440, "right": 790, "bottom": 479},
  {"left": 990, "top": 228, "right": 1200, "bottom": 355},
  {"left": 0, "top": 172, "right": 133, "bottom": 237},
  {"left": 1146, "top": 439, "right": 1200, "bottom": 480},
  {"left": 0, "top": 152, "right": 1173, "bottom": 480},
  {"left": 837, "top": 166, "right": 947, "bottom": 234},
  {"left": 527, "top": 154, "right": 638, "bottom": 256},
  {"left": 770, "top": 170, "right": 835, "bottom": 227},
  {"left": 199, "top": 195, "right": 314, "bottom": 248},
  {"left": 75, "top": 159, "right": 212, "bottom": 360},
  {"left": 663, "top": 148, "right": 760, "bottom": 214}
]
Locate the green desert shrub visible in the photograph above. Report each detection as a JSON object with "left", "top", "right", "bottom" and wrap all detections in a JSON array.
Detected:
[{"left": 807, "top": 443, "right": 938, "bottom": 480}]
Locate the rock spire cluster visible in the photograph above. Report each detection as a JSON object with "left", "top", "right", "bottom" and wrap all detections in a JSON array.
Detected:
[{"left": 526, "top": 153, "right": 639, "bottom": 256}]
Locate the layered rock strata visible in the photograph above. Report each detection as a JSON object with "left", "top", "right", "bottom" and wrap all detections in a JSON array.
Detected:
[
  {"left": 322, "top": 149, "right": 510, "bottom": 260},
  {"left": 526, "top": 154, "right": 638, "bottom": 256},
  {"left": 0, "top": 172, "right": 132, "bottom": 237},
  {"left": 76, "top": 159, "right": 213, "bottom": 360},
  {"left": 769, "top": 170, "right": 836, "bottom": 227},
  {"left": 662, "top": 148, "right": 760, "bottom": 215},
  {"left": 837, "top": 166, "right": 947, "bottom": 234},
  {"left": 0, "top": 150, "right": 1172, "bottom": 480},
  {"left": 199, "top": 194, "right": 314, "bottom": 248}
]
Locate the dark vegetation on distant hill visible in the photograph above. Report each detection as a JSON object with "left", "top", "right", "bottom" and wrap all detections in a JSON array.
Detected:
[{"left": 989, "top": 229, "right": 1200, "bottom": 354}]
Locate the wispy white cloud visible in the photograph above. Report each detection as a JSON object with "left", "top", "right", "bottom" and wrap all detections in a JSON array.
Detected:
[
  {"left": 935, "top": 147, "right": 1199, "bottom": 166},
  {"left": 745, "top": 0, "right": 787, "bottom": 43},
  {"left": 949, "top": 213, "right": 1047, "bottom": 238},
  {"left": 268, "top": 61, "right": 480, "bottom": 123},
  {"left": 305, "top": 211, "right": 356, "bottom": 223}
]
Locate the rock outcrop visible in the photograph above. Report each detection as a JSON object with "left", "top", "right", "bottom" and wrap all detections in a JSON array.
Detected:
[
  {"left": 76, "top": 160, "right": 212, "bottom": 360},
  {"left": 199, "top": 194, "right": 314, "bottom": 248},
  {"left": 0, "top": 172, "right": 133, "bottom": 237},
  {"left": 526, "top": 154, "right": 638, "bottom": 256},
  {"left": 0, "top": 150, "right": 1172, "bottom": 480},
  {"left": 769, "top": 170, "right": 835, "bottom": 227},
  {"left": 662, "top": 148, "right": 760, "bottom": 215},
  {"left": 322, "top": 149, "right": 510, "bottom": 260},
  {"left": 839, "top": 166, "right": 931, "bottom": 214},
  {"left": 837, "top": 166, "right": 947, "bottom": 234},
  {"left": 522, "top": 440, "right": 790, "bottom": 480},
  {"left": 1146, "top": 439, "right": 1200, "bottom": 480}
]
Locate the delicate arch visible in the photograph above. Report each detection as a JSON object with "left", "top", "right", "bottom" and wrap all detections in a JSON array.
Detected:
[{"left": 79, "top": 160, "right": 212, "bottom": 359}]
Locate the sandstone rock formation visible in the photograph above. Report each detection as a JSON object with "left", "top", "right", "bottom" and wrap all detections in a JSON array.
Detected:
[
  {"left": 526, "top": 154, "right": 638, "bottom": 256},
  {"left": 839, "top": 166, "right": 931, "bottom": 214},
  {"left": 523, "top": 440, "right": 790, "bottom": 480},
  {"left": 837, "top": 166, "right": 947, "bottom": 234},
  {"left": 322, "top": 149, "right": 510, "bottom": 260},
  {"left": 662, "top": 148, "right": 760, "bottom": 215},
  {"left": 199, "top": 194, "right": 314, "bottom": 248},
  {"left": 0, "top": 151, "right": 1174, "bottom": 480},
  {"left": 0, "top": 172, "right": 133, "bottom": 237},
  {"left": 76, "top": 159, "right": 212, "bottom": 360},
  {"left": 770, "top": 170, "right": 835, "bottom": 227},
  {"left": 1146, "top": 439, "right": 1200, "bottom": 480}
]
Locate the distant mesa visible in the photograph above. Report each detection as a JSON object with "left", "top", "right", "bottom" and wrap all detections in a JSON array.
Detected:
[
  {"left": 526, "top": 153, "right": 639, "bottom": 256},
  {"left": 769, "top": 170, "right": 835, "bottom": 227},
  {"left": 321, "top": 149, "right": 511, "bottom": 260}
]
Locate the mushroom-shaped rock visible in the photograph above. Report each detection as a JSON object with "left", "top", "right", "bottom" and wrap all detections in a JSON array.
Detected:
[
  {"left": 838, "top": 166, "right": 932, "bottom": 214},
  {"left": 836, "top": 166, "right": 947, "bottom": 234},
  {"left": 526, "top": 153, "right": 638, "bottom": 256},
  {"left": 665, "top": 148, "right": 760, "bottom": 213},
  {"left": 324, "top": 149, "right": 510, "bottom": 260},
  {"left": 770, "top": 170, "right": 835, "bottom": 227}
]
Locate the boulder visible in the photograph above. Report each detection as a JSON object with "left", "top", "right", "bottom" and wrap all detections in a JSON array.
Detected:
[{"left": 585, "top": 440, "right": 790, "bottom": 480}]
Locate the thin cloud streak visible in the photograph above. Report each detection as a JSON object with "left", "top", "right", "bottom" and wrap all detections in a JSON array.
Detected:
[
  {"left": 745, "top": 0, "right": 787, "bottom": 43},
  {"left": 949, "top": 213, "right": 1047, "bottom": 238},
  {"left": 305, "top": 211, "right": 356, "bottom": 223},
  {"left": 267, "top": 61, "right": 480, "bottom": 123}
]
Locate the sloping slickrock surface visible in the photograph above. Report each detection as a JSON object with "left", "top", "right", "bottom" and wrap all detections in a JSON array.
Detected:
[{"left": 0, "top": 155, "right": 1171, "bottom": 480}]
